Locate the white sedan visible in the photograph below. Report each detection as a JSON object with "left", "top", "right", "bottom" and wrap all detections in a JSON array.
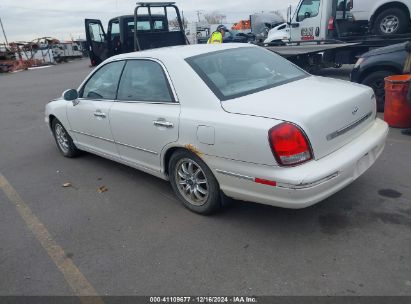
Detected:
[{"left": 45, "top": 44, "right": 389, "bottom": 214}]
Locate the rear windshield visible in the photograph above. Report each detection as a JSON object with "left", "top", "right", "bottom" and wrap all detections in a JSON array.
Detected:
[
  {"left": 186, "top": 47, "right": 308, "bottom": 101},
  {"left": 127, "top": 19, "right": 166, "bottom": 33}
]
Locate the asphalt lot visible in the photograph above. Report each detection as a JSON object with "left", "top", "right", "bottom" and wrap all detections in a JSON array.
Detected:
[{"left": 0, "top": 59, "right": 410, "bottom": 297}]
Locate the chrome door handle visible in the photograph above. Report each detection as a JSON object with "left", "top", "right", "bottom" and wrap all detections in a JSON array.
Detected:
[
  {"left": 153, "top": 120, "right": 174, "bottom": 128},
  {"left": 94, "top": 112, "right": 106, "bottom": 118}
]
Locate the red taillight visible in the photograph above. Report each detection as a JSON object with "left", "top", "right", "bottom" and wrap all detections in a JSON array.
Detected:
[
  {"left": 269, "top": 123, "right": 313, "bottom": 167},
  {"left": 328, "top": 17, "right": 335, "bottom": 30}
]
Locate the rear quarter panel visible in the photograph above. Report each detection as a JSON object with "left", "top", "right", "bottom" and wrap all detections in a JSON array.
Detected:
[{"left": 177, "top": 108, "right": 280, "bottom": 166}]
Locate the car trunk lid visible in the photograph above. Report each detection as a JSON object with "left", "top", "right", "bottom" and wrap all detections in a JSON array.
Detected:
[{"left": 221, "top": 76, "right": 376, "bottom": 160}]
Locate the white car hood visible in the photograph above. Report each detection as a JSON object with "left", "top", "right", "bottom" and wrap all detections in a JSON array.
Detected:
[{"left": 222, "top": 76, "right": 377, "bottom": 160}]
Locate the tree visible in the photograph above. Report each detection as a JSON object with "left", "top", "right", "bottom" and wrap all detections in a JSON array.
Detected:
[
  {"left": 169, "top": 16, "right": 188, "bottom": 29},
  {"left": 204, "top": 11, "right": 226, "bottom": 24},
  {"left": 269, "top": 10, "right": 285, "bottom": 22}
]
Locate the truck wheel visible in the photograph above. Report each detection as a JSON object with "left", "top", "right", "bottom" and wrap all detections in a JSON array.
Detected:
[
  {"left": 362, "top": 70, "right": 395, "bottom": 112},
  {"left": 373, "top": 8, "right": 410, "bottom": 35}
]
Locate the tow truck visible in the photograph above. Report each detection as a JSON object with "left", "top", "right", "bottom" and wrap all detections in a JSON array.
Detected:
[
  {"left": 85, "top": 2, "right": 188, "bottom": 66},
  {"left": 265, "top": 0, "right": 411, "bottom": 72}
]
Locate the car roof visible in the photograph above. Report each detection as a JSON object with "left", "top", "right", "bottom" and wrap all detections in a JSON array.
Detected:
[{"left": 110, "top": 43, "right": 256, "bottom": 62}]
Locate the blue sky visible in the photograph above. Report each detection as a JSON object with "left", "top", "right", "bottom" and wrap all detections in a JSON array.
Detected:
[{"left": 0, "top": 0, "right": 300, "bottom": 42}]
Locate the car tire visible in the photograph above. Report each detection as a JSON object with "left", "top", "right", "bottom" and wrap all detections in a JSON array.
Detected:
[
  {"left": 373, "top": 8, "right": 410, "bottom": 35},
  {"left": 362, "top": 70, "right": 395, "bottom": 112},
  {"left": 169, "top": 149, "right": 221, "bottom": 215},
  {"left": 52, "top": 118, "right": 80, "bottom": 158}
]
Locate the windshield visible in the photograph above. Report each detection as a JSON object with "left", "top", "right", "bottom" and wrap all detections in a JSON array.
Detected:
[{"left": 186, "top": 47, "right": 308, "bottom": 101}]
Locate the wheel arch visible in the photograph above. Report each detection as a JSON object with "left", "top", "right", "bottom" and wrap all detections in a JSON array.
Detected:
[
  {"left": 358, "top": 65, "right": 401, "bottom": 83},
  {"left": 370, "top": 2, "right": 411, "bottom": 28},
  {"left": 48, "top": 114, "right": 57, "bottom": 130},
  {"left": 162, "top": 145, "right": 213, "bottom": 178},
  {"left": 163, "top": 146, "right": 183, "bottom": 177}
]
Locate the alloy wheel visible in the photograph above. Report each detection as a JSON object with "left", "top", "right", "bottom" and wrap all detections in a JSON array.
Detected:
[
  {"left": 55, "top": 124, "right": 69, "bottom": 154},
  {"left": 175, "top": 158, "right": 209, "bottom": 206}
]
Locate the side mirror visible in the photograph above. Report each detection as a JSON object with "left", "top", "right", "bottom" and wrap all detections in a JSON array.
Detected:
[
  {"left": 287, "top": 5, "right": 292, "bottom": 25},
  {"left": 62, "top": 89, "right": 79, "bottom": 106},
  {"left": 63, "top": 89, "right": 78, "bottom": 101}
]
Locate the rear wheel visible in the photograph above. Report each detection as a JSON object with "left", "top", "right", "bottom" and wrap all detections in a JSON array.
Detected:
[
  {"left": 169, "top": 150, "right": 221, "bottom": 215},
  {"left": 362, "top": 70, "right": 395, "bottom": 112},
  {"left": 373, "top": 8, "right": 410, "bottom": 35}
]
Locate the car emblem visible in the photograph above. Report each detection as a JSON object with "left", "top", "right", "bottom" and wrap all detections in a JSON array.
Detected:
[{"left": 352, "top": 106, "right": 359, "bottom": 115}]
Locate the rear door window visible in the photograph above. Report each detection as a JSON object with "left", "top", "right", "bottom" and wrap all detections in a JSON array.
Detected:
[
  {"left": 137, "top": 21, "right": 151, "bottom": 31},
  {"left": 117, "top": 60, "right": 174, "bottom": 102},
  {"left": 154, "top": 20, "right": 165, "bottom": 30}
]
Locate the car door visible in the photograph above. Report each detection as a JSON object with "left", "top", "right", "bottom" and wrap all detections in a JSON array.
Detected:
[
  {"left": 290, "top": 0, "right": 323, "bottom": 41},
  {"left": 107, "top": 18, "right": 122, "bottom": 57},
  {"left": 85, "top": 19, "right": 109, "bottom": 66},
  {"left": 109, "top": 59, "right": 180, "bottom": 173},
  {"left": 66, "top": 60, "right": 125, "bottom": 158}
]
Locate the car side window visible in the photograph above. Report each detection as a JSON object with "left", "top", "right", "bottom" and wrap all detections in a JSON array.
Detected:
[
  {"left": 109, "top": 20, "right": 120, "bottom": 41},
  {"left": 81, "top": 61, "right": 125, "bottom": 100},
  {"left": 153, "top": 20, "right": 164, "bottom": 30},
  {"left": 117, "top": 60, "right": 174, "bottom": 102},
  {"left": 89, "top": 23, "right": 105, "bottom": 43}
]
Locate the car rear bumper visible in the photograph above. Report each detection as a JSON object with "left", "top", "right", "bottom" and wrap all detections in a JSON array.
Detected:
[{"left": 208, "top": 118, "right": 388, "bottom": 209}]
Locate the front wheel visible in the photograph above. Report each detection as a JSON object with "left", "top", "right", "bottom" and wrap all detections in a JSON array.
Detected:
[
  {"left": 52, "top": 119, "right": 80, "bottom": 158},
  {"left": 373, "top": 8, "right": 410, "bottom": 35},
  {"left": 169, "top": 150, "right": 221, "bottom": 215}
]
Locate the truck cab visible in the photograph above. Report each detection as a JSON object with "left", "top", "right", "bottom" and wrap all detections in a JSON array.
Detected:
[
  {"left": 85, "top": 2, "right": 187, "bottom": 66},
  {"left": 288, "top": 0, "right": 332, "bottom": 41}
]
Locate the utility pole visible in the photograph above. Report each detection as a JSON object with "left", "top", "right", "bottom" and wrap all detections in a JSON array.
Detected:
[
  {"left": 0, "top": 15, "right": 9, "bottom": 46},
  {"left": 182, "top": 10, "right": 186, "bottom": 29},
  {"left": 195, "top": 10, "right": 202, "bottom": 22}
]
